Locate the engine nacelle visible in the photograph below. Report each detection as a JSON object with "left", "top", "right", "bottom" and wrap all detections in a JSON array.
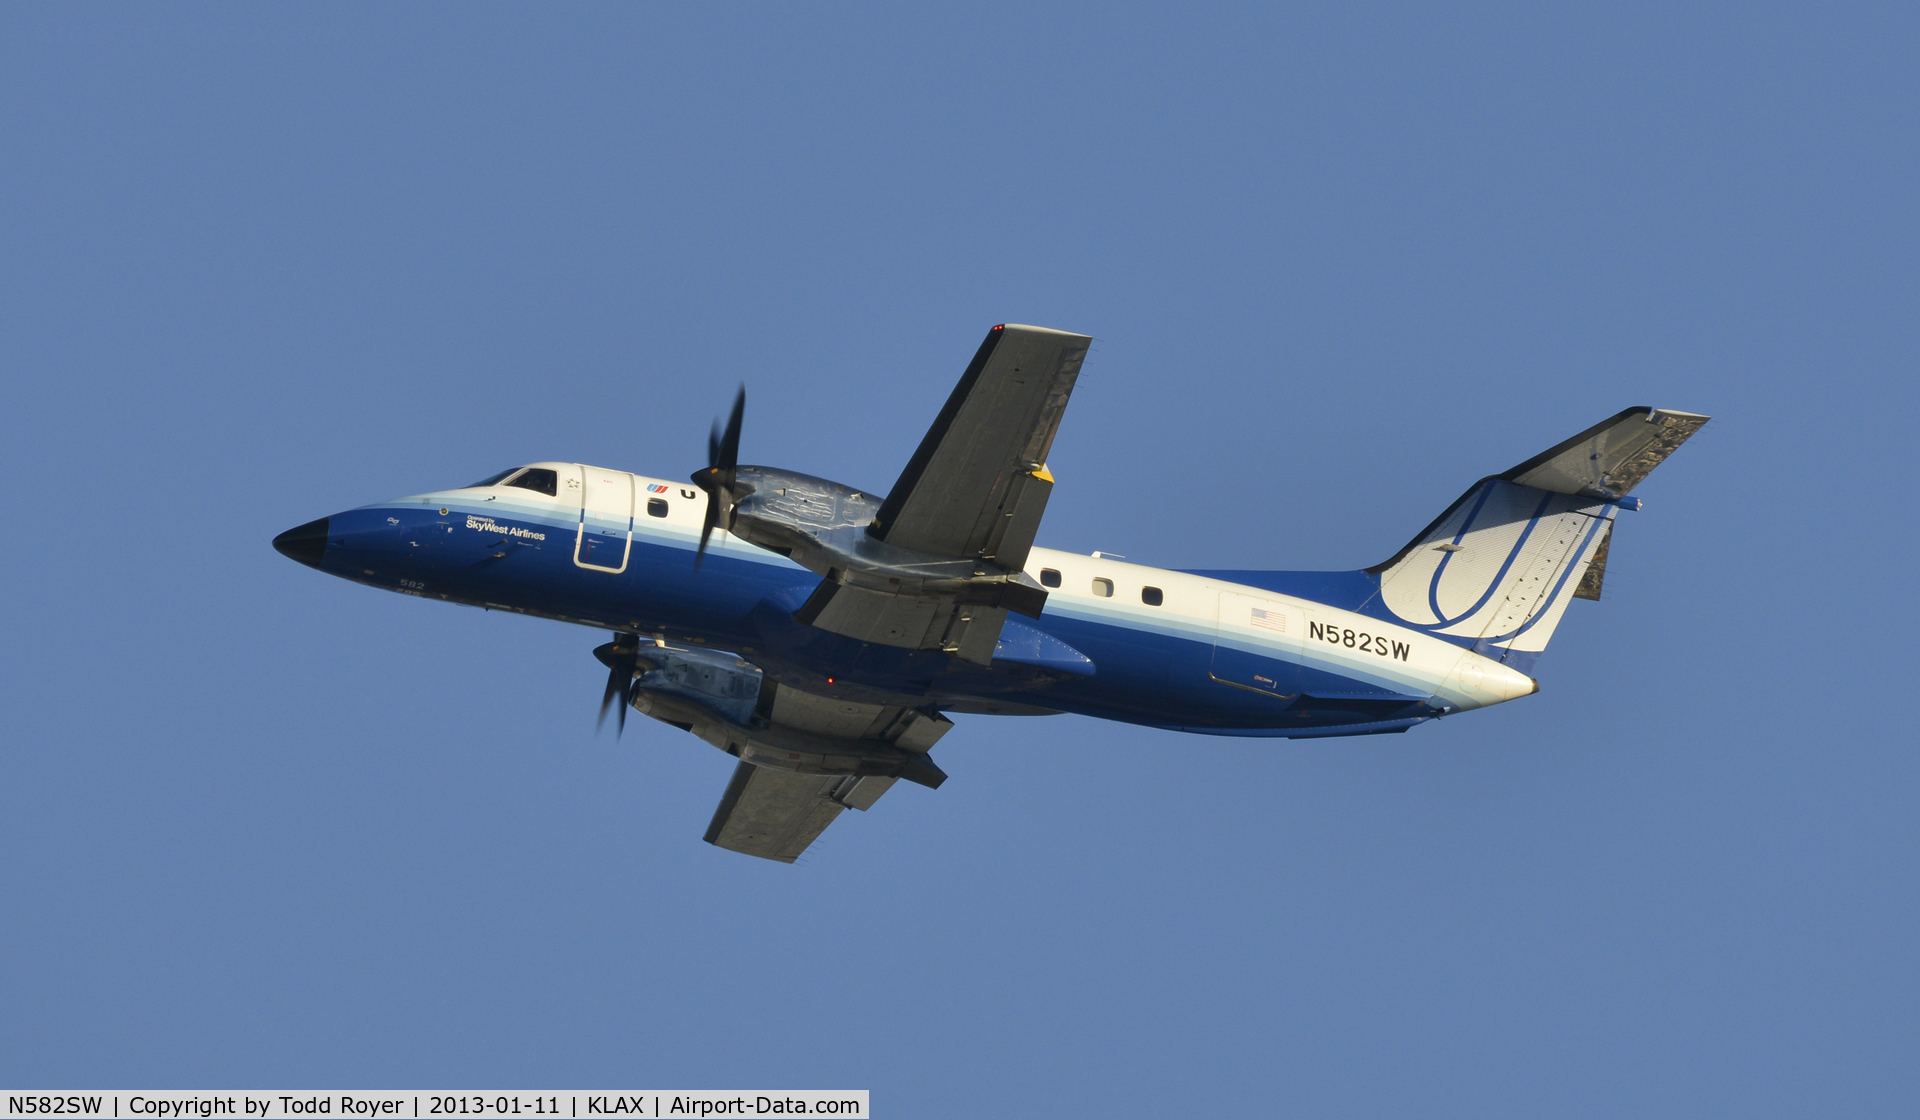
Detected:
[
  {"left": 622, "top": 640, "right": 950, "bottom": 790},
  {"left": 724, "top": 466, "right": 1047, "bottom": 619},
  {"left": 630, "top": 644, "right": 762, "bottom": 728}
]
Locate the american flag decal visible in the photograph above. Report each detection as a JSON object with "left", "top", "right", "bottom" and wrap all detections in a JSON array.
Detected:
[{"left": 1249, "top": 607, "right": 1287, "bottom": 632}]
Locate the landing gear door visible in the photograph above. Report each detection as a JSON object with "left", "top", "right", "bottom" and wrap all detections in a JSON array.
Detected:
[
  {"left": 1210, "top": 591, "right": 1303, "bottom": 698},
  {"left": 574, "top": 466, "right": 634, "bottom": 574}
]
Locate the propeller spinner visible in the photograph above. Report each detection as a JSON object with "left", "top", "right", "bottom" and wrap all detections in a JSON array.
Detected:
[{"left": 690, "top": 385, "right": 745, "bottom": 568}]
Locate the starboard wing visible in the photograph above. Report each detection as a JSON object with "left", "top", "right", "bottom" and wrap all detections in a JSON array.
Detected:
[
  {"left": 630, "top": 667, "right": 954, "bottom": 863},
  {"left": 703, "top": 761, "right": 894, "bottom": 863}
]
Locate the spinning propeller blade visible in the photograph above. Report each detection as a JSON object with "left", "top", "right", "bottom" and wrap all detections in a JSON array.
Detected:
[
  {"left": 691, "top": 386, "right": 745, "bottom": 569},
  {"left": 593, "top": 632, "right": 642, "bottom": 736}
]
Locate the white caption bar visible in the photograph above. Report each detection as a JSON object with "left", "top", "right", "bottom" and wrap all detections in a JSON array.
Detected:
[{"left": 1, "top": 1095, "right": 867, "bottom": 1120}]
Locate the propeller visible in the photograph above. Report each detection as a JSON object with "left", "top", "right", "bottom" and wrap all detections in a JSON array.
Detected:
[
  {"left": 593, "top": 632, "right": 643, "bottom": 736},
  {"left": 690, "top": 385, "right": 745, "bottom": 568}
]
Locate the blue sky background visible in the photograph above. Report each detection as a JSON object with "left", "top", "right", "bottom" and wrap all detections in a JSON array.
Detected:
[{"left": 3, "top": 4, "right": 1915, "bottom": 1115}]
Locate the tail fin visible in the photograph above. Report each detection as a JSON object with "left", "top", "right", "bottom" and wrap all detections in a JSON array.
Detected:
[{"left": 1369, "top": 407, "right": 1708, "bottom": 671}]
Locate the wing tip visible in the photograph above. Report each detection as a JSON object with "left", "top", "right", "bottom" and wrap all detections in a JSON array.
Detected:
[{"left": 995, "top": 322, "right": 1092, "bottom": 341}]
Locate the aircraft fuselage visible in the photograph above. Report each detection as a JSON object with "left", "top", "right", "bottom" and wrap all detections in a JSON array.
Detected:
[{"left": 280, "top": 460, "right": 1536, "bottom": 740}]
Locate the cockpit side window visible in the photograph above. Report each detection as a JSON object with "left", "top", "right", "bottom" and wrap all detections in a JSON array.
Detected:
[
  {"left": 467, "top": 468, "right": 521, "bottom": 488},
  {"left": 506, "top": 467, "right": 559, "bottom": 497}
]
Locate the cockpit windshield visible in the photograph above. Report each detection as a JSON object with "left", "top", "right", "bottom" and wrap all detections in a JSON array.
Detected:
[
  {"left": 466, "top": 468, "right": 522, "bottom": 488},
  {"left": 506, "top": 467, "right": 558, "bottom": 496},
  {"left": 465, "top": 466, "right": 560, "bottom": 496}
]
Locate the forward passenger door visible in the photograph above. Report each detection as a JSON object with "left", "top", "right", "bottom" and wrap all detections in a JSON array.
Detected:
[{"left": 573, "top": 465, "right": 635, "bottom": 573}]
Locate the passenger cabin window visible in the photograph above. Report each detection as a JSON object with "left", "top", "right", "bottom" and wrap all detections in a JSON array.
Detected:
[
  {"left": 506, "top": 468, "right": 558, "bottom": 497},
  {"left": 1091, "top": 577, "right": 1114, "bottom": 598},
  {"left": 647, "top": 498, "right": 669, "bottom": 518},
  {"left": 1141, "top": 586, "right": 1164, "bottom": 606},
  {"left": 467, "top": 468, "right": 520, "bottom": 488},
  {"left": 1039, "top": 568, "right": 1062, "bottom": 588}
]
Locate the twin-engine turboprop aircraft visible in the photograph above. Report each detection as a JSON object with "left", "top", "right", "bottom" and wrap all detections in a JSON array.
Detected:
[{"left": 275, "top": 324, "right": 1708, "bottom": 863}]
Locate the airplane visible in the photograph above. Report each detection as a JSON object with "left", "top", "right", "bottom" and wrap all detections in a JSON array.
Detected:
[{"left": 274, "top": 324, "right": 1708, "bottom": 863}]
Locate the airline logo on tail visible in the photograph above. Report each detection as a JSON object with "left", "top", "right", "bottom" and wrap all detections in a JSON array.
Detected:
[{"left": 1369, "top": 407, "right": 1707, "bottom": 667}]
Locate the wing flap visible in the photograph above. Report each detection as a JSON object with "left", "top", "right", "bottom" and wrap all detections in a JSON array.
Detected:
[{"left": 797, "top": 580, "right": 1011, "bottom": 665}]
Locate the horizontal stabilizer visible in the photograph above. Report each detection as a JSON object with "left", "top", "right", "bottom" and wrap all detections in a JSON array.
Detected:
[{"left": 1504, "top": 407, "right": 1709, "bottom": 499}]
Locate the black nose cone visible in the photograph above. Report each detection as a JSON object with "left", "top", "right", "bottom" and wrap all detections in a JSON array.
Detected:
[{"left": 273, "top": 517, "right": 330, "bottom": 568}]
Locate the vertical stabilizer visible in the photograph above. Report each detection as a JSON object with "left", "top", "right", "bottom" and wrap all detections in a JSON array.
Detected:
[{"left": 1368, "top": 408, "right": 1707, "bottom": 671}]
